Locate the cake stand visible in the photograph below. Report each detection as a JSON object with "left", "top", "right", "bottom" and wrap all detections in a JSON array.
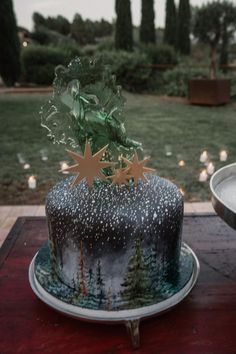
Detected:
[
  {"left": 29, "top": 243, "right": 199, "bottom": 349},
  {"left": 210, "top": 162, "right": 236, "bottom": 230}
]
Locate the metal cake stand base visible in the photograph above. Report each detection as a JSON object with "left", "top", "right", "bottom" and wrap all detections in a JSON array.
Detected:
[{"left": 29, "top": 243, "right": 199, "bottom": 349}]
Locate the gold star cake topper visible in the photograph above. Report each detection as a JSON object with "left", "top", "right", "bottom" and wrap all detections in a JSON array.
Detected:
[
  {"left": 61, "top": 141, "right": 114, "bottom": 189},
  {"left": 122, "top": 151, "right": 155, "bottom": 186},
  {"left": 108, "top": 167, "right": 132, "bottom": 186}
]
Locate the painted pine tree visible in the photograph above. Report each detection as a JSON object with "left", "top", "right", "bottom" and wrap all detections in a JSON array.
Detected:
[
  {"left": 85, "top": 268, "right": 97, "bottom": 309},
  {"left": 96, "top": 260, "right": 106, "bottom": 309},
  {"left": 106, "top": 287, "right": 113, "bottom": 311},
  {"left": 112, "top": 294, "right": 119, "bottom": 310},
  {"left": 144, "top": 246, "right": 161, "bottom": 296},
  {"left": 47, "top": 222, "right": 58, "bottom": 281},
  {"left": 71, "top": 276, "right": 76, "bottom": 290},
  {"left": 73, "top": 270, "right": 81, "bottom": 301},
  {"left": 120, "top": 238, "right": 153, "bottom": 308},
  {"left": 79, "top": 240, "right": 88, "bottom": 297},
  {"left": 157, "top": 224, "right": 180, "bottom": 295}
]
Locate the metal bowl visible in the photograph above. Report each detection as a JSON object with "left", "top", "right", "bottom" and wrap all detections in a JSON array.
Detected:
[{"left": 210, "top": 162, "right": 236, "bottom": 230}]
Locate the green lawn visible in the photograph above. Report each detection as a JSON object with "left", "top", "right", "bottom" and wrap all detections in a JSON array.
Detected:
[{"left": 0, "top": 92, "right": 236, "bottom": 204}]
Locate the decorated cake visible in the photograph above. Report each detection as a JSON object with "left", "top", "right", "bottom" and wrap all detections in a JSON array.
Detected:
[{"left": 34, "top": 57, "right": 194, "bottom": 312}]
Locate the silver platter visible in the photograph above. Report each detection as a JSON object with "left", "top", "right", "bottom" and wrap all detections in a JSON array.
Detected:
[
  {"left": 29, "top": 243, "right": 199, "bottom": 348},
  {"left": 210, "top": 162, "right": 236, "bottom": 230}
]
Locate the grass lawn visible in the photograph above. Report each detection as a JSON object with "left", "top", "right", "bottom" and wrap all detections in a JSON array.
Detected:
[{"left": 0, "top": 92, "right": 236, "bottom": 204}]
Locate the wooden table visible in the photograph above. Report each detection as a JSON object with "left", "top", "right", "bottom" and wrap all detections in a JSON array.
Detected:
[{"left": 1, "top": 215, "right": 236, "bottom": 354}]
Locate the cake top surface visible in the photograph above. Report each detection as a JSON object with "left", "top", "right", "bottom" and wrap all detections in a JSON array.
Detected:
[
  {"left": 46, "top": 174, "right": 183, "bottom": 251},
  {"left": 47, "top": 174, "right": 182, "bottom": 218}
]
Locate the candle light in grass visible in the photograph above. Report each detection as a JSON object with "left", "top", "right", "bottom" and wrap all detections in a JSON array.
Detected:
[
  {"left": 219, "top": 150, "right": 228, "bottom": 162},
  {"left": 60, "top": 161, "right": 69, "bottom": 174},
  {"left": 23, "top": 163, "right": 31, "bottom": 170},
  {"left": 17, "top": 153, "right": 25, "bottom": 164},
  {"left": 28, "top": 176, "right": 37, "bottom": 189},
  {"left": 199, "top": 169, "right": 208, "bottom": 182},
  {"left": 178, "top": 160, "right": 185, "bottom": 167},
  {"left": 206, "top": 162, "right": 215, "bottom": 175},
  {"left": 40, "top": 149, "right": 48, "bottom": 161},
  {"left": 177, "top": 154, "right": 185, "bottom": 167},
  {"left": 200, "top": 150, "right": 208, "bottom": 163},
  {"left": 165, "top": 145, "right": 172, "bottom": 157}
]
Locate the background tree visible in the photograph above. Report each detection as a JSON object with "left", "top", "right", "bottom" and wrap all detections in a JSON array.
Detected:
[
  {"left": 164, "top": 0, "right": 177, "bottom": 48},
  {"left": 33, "top": 13, "right": 70, "bottom": 35},
  {"left": 0, "top": 0, "right": 21, "bottom": 86},
  {"left": 193, "top": 1, "right": 236, "bottom": 79},
  {"left": 176, "top": 0, "right": 191, "bottom": 55},
  {"left": 94, "top": 19, "right": 113, "bottom": 38},
  {"left": 140, "top": 0, "right": 156, "bottom": 44},
  {"left": 219, "top": 1, "right": 236, "bottom": 68},
  {"left": 115, "top": 0, "right": 133, "bottom": 51},
  {"left": 71, "top": 14, "right": 91, "bottom": 45},
  {"left": 33, "top": 12, "right": 46, "bottom": 29},
  {"left": 46, "top": 15, "right": 71, "bottom": 35},
  {"left": 220, "top": 24, "right": 229, "bottom": 69}
]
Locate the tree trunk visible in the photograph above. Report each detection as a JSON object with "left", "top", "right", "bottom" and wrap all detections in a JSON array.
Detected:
[
  {"left": 210, "top": 46, "right": 217, "bottom": 79},
  {"left": 219, "top": 24, "right": 228, "bottom": 73}
]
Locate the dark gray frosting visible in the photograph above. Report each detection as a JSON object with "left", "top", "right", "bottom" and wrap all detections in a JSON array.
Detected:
[{"left": 46, "top": 175, "right": 183, "bottom": 293}]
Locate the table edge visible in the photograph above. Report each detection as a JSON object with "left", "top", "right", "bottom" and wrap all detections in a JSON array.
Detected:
[{"left": 0, "top": 216, "right": 45, "bottom": 268}]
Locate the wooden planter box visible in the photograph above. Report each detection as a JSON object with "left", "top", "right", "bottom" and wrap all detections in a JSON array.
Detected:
[{"left": 188, "top": 79, "right": 230, "bottom": 106}]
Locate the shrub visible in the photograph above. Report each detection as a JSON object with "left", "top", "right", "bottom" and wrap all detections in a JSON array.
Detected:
[
  {"left": 82, "top": 44, "right": 98, "bottom": 56},
  {"left": 97, "top": 38, "right": 115, "bottom": 52},
  {"left": 143, "top": 43, "right": 178, "bottom": 66},
  {"left": 30, "top": 28, "right": 51, "bottom": 45},
  {"left": 21, "top": 45, "right": 81, "bottom": 85},
  {"left": 163, "top": 66, "right": 209, "bottom": 96},
  {"left": 58, "top": 43, "right": 82, "bottom": 59},
  {"left": 100, "top": 50, "right": 151, "bottom": 92},
  {"left": 30, "top": 27, "right": 77, "bottom": 46},
  {"left": 228, "top": 74, "right": 236, "bottom": 98}
]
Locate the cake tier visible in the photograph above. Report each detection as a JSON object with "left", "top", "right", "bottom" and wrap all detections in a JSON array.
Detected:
[{"left": 46, "top": 175, "right": 183, "bottom": 310}]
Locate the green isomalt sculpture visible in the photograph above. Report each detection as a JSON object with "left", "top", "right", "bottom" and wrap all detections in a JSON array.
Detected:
[{"left": 40, "top": 57, "right": 143, "bottom": 173}]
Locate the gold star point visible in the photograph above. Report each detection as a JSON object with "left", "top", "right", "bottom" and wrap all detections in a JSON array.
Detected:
[
  {"left": 61, "top": 141, "right": 114, "bottom": 189},
  {"left": 108, "top": 167, "right": 132, "bottom": 186},
  {"left": 122, "top": 151, "right": 155, "bottom": 186}
]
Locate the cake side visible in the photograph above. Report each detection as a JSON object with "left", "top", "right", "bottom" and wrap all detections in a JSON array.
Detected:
[{"left": 46, "top": 174, "right": 183, "bottom": 310}]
